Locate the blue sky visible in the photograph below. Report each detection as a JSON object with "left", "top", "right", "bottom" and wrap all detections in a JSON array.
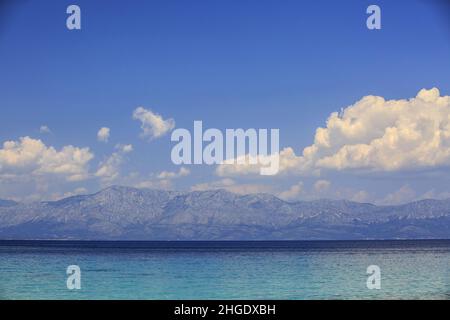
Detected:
[{"left": 0, "top": 0, "right": 449, "bottom": 203}]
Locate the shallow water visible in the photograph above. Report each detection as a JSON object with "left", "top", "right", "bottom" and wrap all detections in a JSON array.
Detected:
[{"left": 0, "top": 240, "right": 449, "bottom": 299}]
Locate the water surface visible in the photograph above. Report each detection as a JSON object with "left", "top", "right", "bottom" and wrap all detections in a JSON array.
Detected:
[{"left": 0, "top": 240, "right": 449, "bottom": 299}]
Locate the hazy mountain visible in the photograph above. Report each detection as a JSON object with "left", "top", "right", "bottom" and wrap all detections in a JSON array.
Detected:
[{"left": 0, "top": 186, "right": 449, "bottom": 240}]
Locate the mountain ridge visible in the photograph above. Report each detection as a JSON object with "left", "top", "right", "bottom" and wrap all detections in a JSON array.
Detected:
[{"left": 0, "top": 186, "right": 449, "bottom": 240}]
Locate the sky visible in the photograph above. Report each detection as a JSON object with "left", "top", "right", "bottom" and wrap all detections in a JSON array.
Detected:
[{"left": 0, "top": 0, "right": 449, "bottom": 203}]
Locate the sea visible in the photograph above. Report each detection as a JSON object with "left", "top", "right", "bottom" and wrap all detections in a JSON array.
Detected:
[{"left": 0, "top": 240, "right": 449, "bottom": 300}]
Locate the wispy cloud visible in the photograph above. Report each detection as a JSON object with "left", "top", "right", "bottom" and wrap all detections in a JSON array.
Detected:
[{"left": 95, "top": 143, "right": 133, "bottom": 183}]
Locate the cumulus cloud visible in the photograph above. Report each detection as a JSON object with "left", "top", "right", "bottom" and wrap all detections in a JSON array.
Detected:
[
  {"left": 0, "top": 136, "right": 93, "bottom": 182},
  {"left": 217, "top": 88, "right": 450, "bottom": 176},
  {"left": 305, "top": 88, "right": 450, "bottom": 172},
  {"left": 97, "top": 127, "right": 110, "bottom": 143},
  {"left": 132, "top": 107, "right": 175, "bottom": 140}
]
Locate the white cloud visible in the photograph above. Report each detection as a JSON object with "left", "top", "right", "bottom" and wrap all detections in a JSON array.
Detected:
[
  {"left": 314, "top": 179, "right": 331, "bottom": 193},
  {"left": 134, "top": 178, "right": 173, "bottom": 190},
  {"left": 349, "top": 190, "right": 371, "bottom": 203},
  {"left": 157, "top": 167, "right": 190, "bottom": 179},
  {"left": 97, "top": 127, "right": 110, "bottom": 143},
  {"left": 216, "top": 147, "right": 304, "bottom": 177},
  {"left": 130, "top": 167, "right": 191, "bottom": 189},
  {"left": 39, "top": 125, "right": 51, "bottom": 134},
  {"left": 379, "top": 185, "right": 416, "bottom": 205},
  {"left": 111, "top": 167, "right": 188, "bottom": 191},
  {"left": 377, "top": 187, "right": 450, "bottom": 205},
  {"left": 49, "top": 187, "right": 88, "bottom": 201},
  {"left": 116, "top": 171, "right": 174, "bottom": 190},
  {"left": 216, "top": 88, "right": 450, "bottom": 176},
  {"left": 307, "top": 88, "right": 450, "bottom": 172},
  {"left": 278, "top": 182, "right": 303, "bottom": 201},
  {"left": 277, "top": 180, "right": 370, "bottom": 202},
  {"left": 115, "top": 143, "right": 133, "bottom": 153},
  {"left": 0, "top": 136, "right": 93, "bottom": 182},
  {"left": 191, "top": 178, "right": 273, "bottom": 195},
  {"left": 132, "top": 107, "right": 175, "bottom": 140},
  {"left": 419, "top": 189, "right": 450, "bottom": 201},
  {"left": 95, "top": 144, "right": 133, "bottom": 183},
  {"left": 0, "top": 137, "right": 94, "bottom": 201},
  {"left": 95, "top": 154, "right": 122, "bottom": 182}
]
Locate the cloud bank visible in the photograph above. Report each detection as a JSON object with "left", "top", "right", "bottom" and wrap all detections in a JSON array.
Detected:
[{"left": 217, "top": 88, "right": 450, "bottom": 176}]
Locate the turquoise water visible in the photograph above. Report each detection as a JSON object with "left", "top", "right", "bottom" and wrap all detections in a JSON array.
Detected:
[{"left": 0, "top": 240, "right": 449, "bottom": 300}]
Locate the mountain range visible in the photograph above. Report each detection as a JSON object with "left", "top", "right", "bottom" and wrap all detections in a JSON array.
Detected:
[{"left": 0, "top": 185, "right": 449, "bottom": 240}]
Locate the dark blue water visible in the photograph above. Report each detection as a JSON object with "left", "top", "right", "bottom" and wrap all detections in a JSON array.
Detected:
[{"left": 0, "top": 240, "right": 449, "bottom": 299}]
